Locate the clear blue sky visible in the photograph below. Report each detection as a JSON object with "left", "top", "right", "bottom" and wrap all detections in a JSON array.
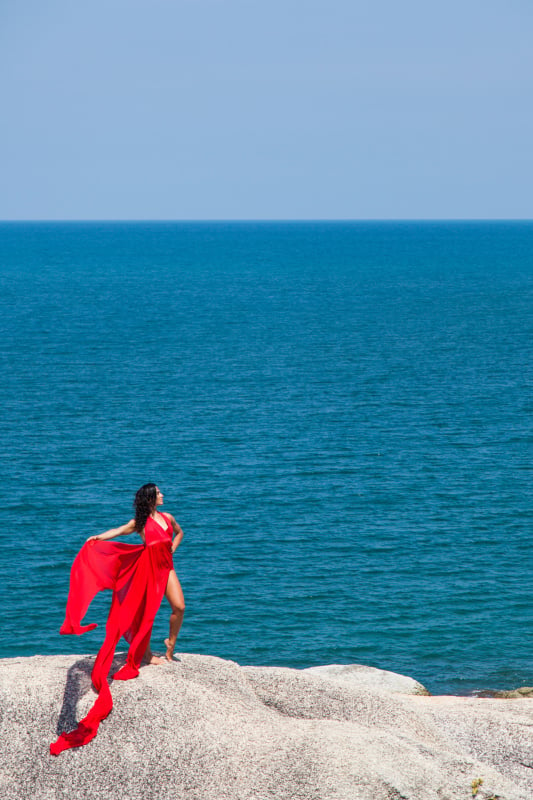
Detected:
[{"left": 1, "top": 0, "right": 532, "bottom": 219}]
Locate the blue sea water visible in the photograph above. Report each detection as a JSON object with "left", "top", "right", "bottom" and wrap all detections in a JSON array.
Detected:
[{"left": 0, "top": 221, "right": 531, "bottom": 696}]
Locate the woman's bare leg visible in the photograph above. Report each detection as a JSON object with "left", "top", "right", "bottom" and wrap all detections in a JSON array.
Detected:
[{"left": 164, "top": 570, "right": 185, "bottom": 661}]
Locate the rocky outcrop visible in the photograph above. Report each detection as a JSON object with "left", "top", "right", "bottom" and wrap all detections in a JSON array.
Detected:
[
  {"left": 302, "top": 663, "right": 430, "bottom": 695},
  {"left": 0, "top": 653, "right": 531, "bottom": 800},
  {"left": 476, "top": 686, "right": 533, "bottom": 699}
]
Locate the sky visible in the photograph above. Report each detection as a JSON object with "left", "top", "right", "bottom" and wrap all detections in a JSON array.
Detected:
[{"left": 1, "top": 0, "right": 532, "bottom": 220}]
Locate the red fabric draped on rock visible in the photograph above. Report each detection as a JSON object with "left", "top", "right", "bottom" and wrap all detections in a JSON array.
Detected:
[{"left": 50, "top": 518, "right": 173, "bottom": 756}]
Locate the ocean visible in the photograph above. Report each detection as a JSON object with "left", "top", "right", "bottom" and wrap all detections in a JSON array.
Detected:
[{"left": 0, "top": 221, "right": 531, "bottom": 695}]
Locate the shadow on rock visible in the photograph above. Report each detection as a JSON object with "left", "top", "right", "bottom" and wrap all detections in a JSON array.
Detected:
[{"left": 55, "top": 653, "right": 127, "bottom": 734}]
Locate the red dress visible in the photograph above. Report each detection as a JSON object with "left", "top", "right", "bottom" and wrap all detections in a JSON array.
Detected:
[{"left": 50, "top": 515, "right": 174, "bottom": 755}]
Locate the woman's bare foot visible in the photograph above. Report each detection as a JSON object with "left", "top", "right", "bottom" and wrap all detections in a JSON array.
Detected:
[
  {"left": 143, "top": 649, "right": 164, "bottom": 666},
  {"left": 164, "top": 638, "right": 176, "bottom": 661}
]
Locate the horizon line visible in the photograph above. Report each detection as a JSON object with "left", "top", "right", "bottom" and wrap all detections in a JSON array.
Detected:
[{"left": 1, "top": 218, "right": 532, "bottom": 224}]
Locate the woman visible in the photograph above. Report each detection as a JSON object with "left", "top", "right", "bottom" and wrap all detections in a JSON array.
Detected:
[
  {"left": 50, "top": 484, "right": 185, "bottom": 755},
  {"left": 86, "top": 484, "right": 185, "bottom": 664}
]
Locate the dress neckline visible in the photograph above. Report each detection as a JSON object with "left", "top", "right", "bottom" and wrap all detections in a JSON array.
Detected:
[{"left": 150, "top": 513, "right": 168, "bottom": 531}]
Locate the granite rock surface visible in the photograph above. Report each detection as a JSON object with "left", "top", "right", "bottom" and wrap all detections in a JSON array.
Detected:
[
  {"left": 0, "top": 653, "right": 531, "bottom": 800},
  {"left": 302, "top": 662, "right": 430, "bottom": 695}
]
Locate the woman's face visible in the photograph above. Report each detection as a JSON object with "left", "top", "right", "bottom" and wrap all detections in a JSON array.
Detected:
[{"left": 155, "top": 487, "right": 164, "bottom": 506}]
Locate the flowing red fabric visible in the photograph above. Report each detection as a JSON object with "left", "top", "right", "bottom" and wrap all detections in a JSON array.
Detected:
[{"left": 50, "top": 517, "right": 173, "bottom": 755}]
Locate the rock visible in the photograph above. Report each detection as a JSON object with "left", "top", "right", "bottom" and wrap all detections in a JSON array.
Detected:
[
  {"left": 302, "top": 663, "right": 430, "bottom": 695},
  {"left": 477, "top": 686, "right": 533, "bottom": 699},
  {"left": 0, "top": 653, "right": 532, "bottom": 800}
]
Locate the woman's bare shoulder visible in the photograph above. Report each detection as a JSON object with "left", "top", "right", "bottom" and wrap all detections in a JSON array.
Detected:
[{"left": 164, "top": 512, "right": 182, "bottom": 530}]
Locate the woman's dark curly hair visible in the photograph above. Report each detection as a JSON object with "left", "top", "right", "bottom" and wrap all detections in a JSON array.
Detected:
[{"left": 133, "top": 483, "right": 158, "bottom": 532}]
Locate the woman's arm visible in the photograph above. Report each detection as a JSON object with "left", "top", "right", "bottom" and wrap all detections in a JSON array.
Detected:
[
  {"left": 87, "top": 518, "right": 137, "bottom": 542},
  {"left": 167, "top": 514, "right": 184, "bottom": 554}
]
